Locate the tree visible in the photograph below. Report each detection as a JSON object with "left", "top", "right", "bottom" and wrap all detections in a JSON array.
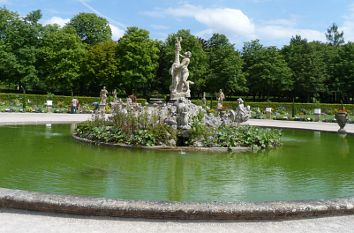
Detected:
[
  {"left": 332, "top": 42, "right": 354, "bottom": 102},
  {"left": 282, "top": 36, "right": 328, "bottom": 101},
  {"left": 243, "top": 40, "right": 292, "bottom": 100},
  {"left": 81, "top": 41, "right": 118, "bottom": 95},
  {"left": 326, "top": 23, "right": 344, "bottom": 46},
  {"left": 116, "top": 27, "right": 160, "bottom": 96},
  {"left": 37, "top": 25, "right": 86, "bottom": 95},
  {"left": 0, "top": 8, "right": 42, "bottom": 92},
  {"left": 157, "top": 29, "right": 208, "bottom": 96},
  {"left": 67, "top": 13, "right": 112, "bottom": 45},
  {"left": 206, "top": 33, "right": 246, "bottom": 95}
]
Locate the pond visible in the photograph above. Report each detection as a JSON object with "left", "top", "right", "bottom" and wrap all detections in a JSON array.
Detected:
[{"left": 0, "top": 124, "right": 353, "bottom": 203}]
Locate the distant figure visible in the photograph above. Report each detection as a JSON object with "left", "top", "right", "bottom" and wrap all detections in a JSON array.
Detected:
[
  {"left": 71, "top": 98, "right": 79, "bottom": 114},
  {"left": 92, "top": 102, "right": 99, "bottom": 112},
  {"left": 100, "top": 86, "right": 108, "bottom": 105}
]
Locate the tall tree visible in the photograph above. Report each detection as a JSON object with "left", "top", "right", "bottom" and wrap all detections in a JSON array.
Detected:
[
  {"left": 37, "top": 25, "right": 86, "bottom": 95},
  {"left": 157, "top": 29, "right": 208, "bottom": 96},
  {"left": 116, "top": 27, "right": 160, "bottom": 96},
  {"left": 332, "top": 42, "right": 354, "bottom": 102},
  {"left": 282, "top": 36, "right": 328, "bottom": 101},
  {"left": 325, "top": 23, "right": 344, "bottom": 46},
  {"left": 0, "top": 8, "right": 42, "bottom": 92},
  {"left": 66, "top": 13, "right": 112, "bottom": 45},
  {"left": 243, "top": 40, "right": 292, "bottom": 100},
  {"left": 206, "top": 33, "right": 246, "bottom": 96},
  {"left": 81, "top": 41, "right": 118, "bottom": 95}
]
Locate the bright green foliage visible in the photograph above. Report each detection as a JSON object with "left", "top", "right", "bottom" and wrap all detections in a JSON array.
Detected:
[
  {"left": 75, "top": 110, "right": 177, "bottom": 146},
  {"left": 188, "top": 117, "right": 282, "bottom": 150},
  {"left": 66, "top": 13, "right": 112, "bottom": 45},
  {"left": 282, "top": 36, "right": 328, "bottom": 101},
  {"left": 243, "top": 40, "right": 292, "bottom": 99},
  {"left": 116, "top": 27, "right": 160, "bottom": 95},
  {"left": 81, "top": 41, "right": 118, "bottom": 95},
  {"left": 158, "top": 29, "right": 208, "bottom": 95},
  {"left": 333, "top": 42, "right": 354, "bottom": 100},
  {"left": 206, "top": 33, "right": 246, "bottom": 95},
  {"left": 0, "top": 8, "right": 42, "bottom": 92},
  {"left": 37, "top": 25, "right": 86, "bottom": 95}
]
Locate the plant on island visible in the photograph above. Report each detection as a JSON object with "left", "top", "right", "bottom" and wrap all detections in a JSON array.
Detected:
[{"left": 74, "top": 110, "right": 282, "bottom": 151}]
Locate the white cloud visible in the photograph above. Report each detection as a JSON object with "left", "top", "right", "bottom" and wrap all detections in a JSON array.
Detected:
[
  {"left": 0, "top": 0, "right": 8, "bottom": 3},
  {"left": 44, "top": 16, "right": 70, "bottom": 27},
  {"left": 109, "top": 24, "right": 124, "bottom": 41},
  {"left": 162, "top": 4, "right": 256, "bottom": 38},
  {"left": 147, "top": 4, "right": 326, "bottom": 45},
  {"left": 257, "top": 25, "right": 325, "bottom": 42},
  {"left": 340, "top": 3, "right": 354, "bottom": 42}
]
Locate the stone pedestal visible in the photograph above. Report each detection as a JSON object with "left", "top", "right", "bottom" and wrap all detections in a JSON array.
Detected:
[{"left": 99, "top": 104, "right": 106, "bottom": 118}]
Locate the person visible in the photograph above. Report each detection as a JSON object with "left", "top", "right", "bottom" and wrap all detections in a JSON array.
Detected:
[
  {"left": 100, "top": 86, "right": 108, "bottom": 105},
  {"left": 71, "top": 98, "right": 79, "bottom": 114}
]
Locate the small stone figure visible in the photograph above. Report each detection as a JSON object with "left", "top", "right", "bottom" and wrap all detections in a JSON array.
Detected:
[
  {"left": 202, "top": 92, "right": 207, "bottom": 107},
  {"left": 234, "top": 98, "right": 251, "bottom": 123},
  {"left": 112, "top": 89, "right": 118, "bottom": 102},
  {"left": 100, "top": 86, "right": 108, "bottom": 105},
  {"left": 176, "top": 98, "right": 190, "bottom": 129},
  {"left": 128, "top": 93, "right": 137, "bottom": 103},
  {"left": 217, "top": 89, "right": 225, "bottom": 110}
]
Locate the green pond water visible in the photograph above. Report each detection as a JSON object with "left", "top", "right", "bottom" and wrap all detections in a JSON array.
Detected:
[{"left": 0, "top": 124, "right": 354, "bottom": 203}]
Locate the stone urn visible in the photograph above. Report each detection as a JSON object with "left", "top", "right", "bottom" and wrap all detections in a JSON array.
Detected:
[{"left": 335, "top": 112, "right": 348, "bottom": 133}]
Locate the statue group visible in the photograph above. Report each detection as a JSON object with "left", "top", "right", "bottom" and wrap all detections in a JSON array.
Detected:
[{"left": 169, "top": 37, "right": 193, "bottom": 101}]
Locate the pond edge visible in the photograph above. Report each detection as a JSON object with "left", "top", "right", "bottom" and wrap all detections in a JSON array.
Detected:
[{"left": 1, "top": 188, "right": 354, "bottom": 220}]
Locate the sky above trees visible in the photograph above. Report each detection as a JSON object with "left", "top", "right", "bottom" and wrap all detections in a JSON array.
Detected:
[{"left": 1, "top": 0, "right": 354, "bottom": 47}]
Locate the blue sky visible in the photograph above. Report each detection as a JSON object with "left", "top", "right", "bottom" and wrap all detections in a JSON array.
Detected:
[{"left": 1, "top": 0, "right": 354, "bottom": 47}]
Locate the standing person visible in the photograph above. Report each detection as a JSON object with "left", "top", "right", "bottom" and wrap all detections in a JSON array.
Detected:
[{"left": 71, "top": 98, "right": 78, "bottom": 113}]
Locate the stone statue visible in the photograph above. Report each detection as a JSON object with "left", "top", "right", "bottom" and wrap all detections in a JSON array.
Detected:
[
  {"left": 170, "top": 37, "right": 182, "bottom": 94},
  {"left": 170, "top": 37, "right": 193, "bottom": 100},
  {"left": 100, "top": 86, "right": 108, "bottom": 105},
  {"left": 202, "top": 92, "right": 207, "bottom": 107},
  {"left": 234, "top": 98, "right": 251, "bottom": 123},
  {"left": 112, "top": 89, "right": 118, "bottom": 102},
  {"left": 217, "top": 89, "right": 225, "bottom": 110},
  {"left": 176, "top": 98, "right": 190, "bottom": 129}
]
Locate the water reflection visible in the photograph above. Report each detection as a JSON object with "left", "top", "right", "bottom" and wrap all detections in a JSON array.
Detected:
[{"left": 0, "top": 124, "right": 354, "bottom": 202}]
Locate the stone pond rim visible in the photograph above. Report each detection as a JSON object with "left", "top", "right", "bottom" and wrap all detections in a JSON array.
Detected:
[{"left": 1, "top": 187, "right": 354, "bottom": 220}]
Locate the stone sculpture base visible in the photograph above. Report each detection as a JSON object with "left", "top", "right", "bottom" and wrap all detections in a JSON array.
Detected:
[{"left": 170, "top": 92, "right": 190, "bottom": 101}]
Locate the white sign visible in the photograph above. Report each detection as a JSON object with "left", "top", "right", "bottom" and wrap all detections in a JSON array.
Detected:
[
  {"left": 265, "top": 107, "right": 272, "bottom": 113},
  {"left": 46, "top": 100, "right": 53, "bottom": 106}
]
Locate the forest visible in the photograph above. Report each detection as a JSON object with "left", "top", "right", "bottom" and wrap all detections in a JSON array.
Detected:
[{"left": 0, "top": 7, "right": 353, "bottom": 103}]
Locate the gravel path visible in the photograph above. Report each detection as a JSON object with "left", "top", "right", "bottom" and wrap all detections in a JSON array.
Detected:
[{"left": 1, "top": 209, "right": 354, "bottom": 233}]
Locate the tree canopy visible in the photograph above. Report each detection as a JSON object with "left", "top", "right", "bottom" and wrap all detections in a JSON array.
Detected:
[{"left": 67, "top": 12, "right": 112, "bottom": 45}]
